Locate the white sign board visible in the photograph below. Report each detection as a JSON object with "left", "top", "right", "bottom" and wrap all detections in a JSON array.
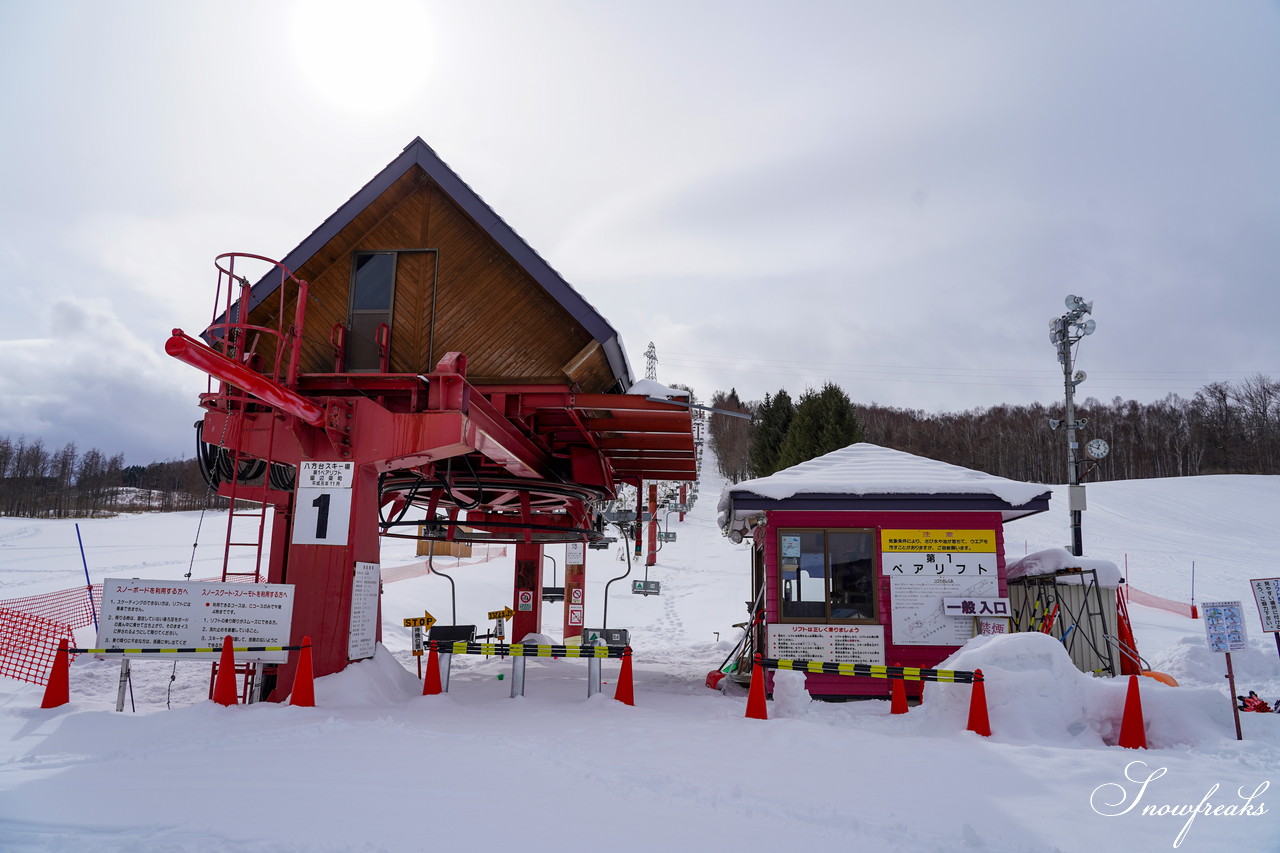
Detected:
[
  {"left": 882, "top": 553, "right": 996, "bottom": 577},
  {"left": 1202, "top": 600, "right": 1248, "bottom": 653},
  {"left": 293, "top": 461, "right": 356, "bottom": 547},
  {"left": 565, "top": 542, "right": 585, "bottom": 565},
  {"left": 767, "top": 624, "right": 885, "bottom": 666},
  {"left": 1250, "top": 578, "right": 1280, "bottom": 633},
  {"left": 347, "top": 561, "right": 380, "bottom": 660},
  {"left": 892, "top": 576, "right": 999, "bottom": 646},
  {"left": 298, "top": 460, "right": 355, "bottom": 489},
  {"left": 96, "top": 578, "right": 294, "bottom": 662},
  {"left": 942, "top": 597, "right": 1011, "bottom": 619}
]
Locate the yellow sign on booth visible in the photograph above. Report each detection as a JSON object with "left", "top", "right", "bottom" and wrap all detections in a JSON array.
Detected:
[{"left": 880, "top": 529, "right": 997, "bottom": 553}]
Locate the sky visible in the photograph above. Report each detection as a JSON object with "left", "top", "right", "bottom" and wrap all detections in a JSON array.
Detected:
[{"left": 1, "top": 1, "right": 1278, "bottom": 463}]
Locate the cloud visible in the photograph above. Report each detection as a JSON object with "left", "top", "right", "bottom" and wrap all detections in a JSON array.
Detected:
[{"left": 0, "top": 296, "right": 203, "bottom": 463}]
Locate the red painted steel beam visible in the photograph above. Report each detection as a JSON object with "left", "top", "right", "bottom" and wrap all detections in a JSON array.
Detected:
[
  {"left": 597, "top": 435, "right": 693, "bottom": 451},
  {"left": 166, "top": 330, "right": 326, "bottom": 426}
]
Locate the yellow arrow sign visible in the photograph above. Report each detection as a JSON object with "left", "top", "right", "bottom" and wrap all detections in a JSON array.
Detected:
[
  {"left": 488, "top": 606, "right": 514, "bottom": 621},
  {"left": 403, "top": 611, "right": 437, "bottom": 629}
]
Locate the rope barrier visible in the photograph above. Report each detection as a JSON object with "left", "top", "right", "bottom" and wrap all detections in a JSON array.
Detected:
[{"left": 756, "top": 657, "right": 980, "bottom": 684}]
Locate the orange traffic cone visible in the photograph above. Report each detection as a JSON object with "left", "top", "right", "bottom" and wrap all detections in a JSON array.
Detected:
[
  {"left": 745, "top": 661, "right": 768, "bottom": 720},
  {"left": 966, "top": 668, "right": 991, "bottom": 736},
  {"left": 1118, "top": 674, "right": 1147, "bottom": 749},
  {"left": 614, "top": 647, "right": 635, "bottom": 706},
  {"left": 40, "top": 639, "right": 71, "bottom": 709},
  {"left": 890, "top": 673, "right": 909, "bottom": 715},
  {"left": 212, "top": 635, "right": 238, "bottom": 706},
  {"left": 422, "top": 643, "right": 442, "bottom": 695},
  {"left": 289, "top": 635, "right": 315, "bottom": 707}
]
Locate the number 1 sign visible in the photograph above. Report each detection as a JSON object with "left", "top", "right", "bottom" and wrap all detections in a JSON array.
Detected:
[{"left": 292, "top": 461, "right": 356, "bottom": 546}]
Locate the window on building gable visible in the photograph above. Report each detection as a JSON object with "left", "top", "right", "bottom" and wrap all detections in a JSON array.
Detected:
[{"left": 346, "top": 252, "right": 395, "bottom": 372}]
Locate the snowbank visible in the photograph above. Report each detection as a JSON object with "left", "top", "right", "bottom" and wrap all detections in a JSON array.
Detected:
[
  {"left": 1006, "top": 547, "right": 1124, "bottom": 588},
  {"left": 920, "top": 632, "right": 1238, "bottom": 748}
]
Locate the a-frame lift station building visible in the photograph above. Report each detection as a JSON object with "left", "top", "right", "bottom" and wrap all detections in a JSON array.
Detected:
[{"left": 166, "top": 138, "right": 696, "bottom": 699}]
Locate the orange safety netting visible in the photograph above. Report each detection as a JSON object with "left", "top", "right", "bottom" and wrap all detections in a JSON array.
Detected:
[
  {"left": 0, "top": 608, "right": 77, "bottom": 686},
  {"left": 1125, "top": 585, "right": 1194, "bottom": 618}
]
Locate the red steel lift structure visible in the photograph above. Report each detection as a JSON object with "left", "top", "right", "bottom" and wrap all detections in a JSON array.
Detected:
[{"left": 169, "top": 248, "right": 694, "bottom": 700}]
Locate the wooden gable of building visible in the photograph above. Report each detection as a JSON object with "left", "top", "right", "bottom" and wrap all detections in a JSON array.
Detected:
[{"left": 234, "top": 139, "right": 626, "bottom": 394}]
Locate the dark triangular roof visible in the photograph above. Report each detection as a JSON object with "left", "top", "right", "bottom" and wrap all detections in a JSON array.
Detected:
[{"left": 224, "top": 137, "right": 632, "bottom": 387}]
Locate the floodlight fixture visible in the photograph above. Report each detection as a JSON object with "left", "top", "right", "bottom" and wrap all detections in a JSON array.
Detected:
[
  {"left": 1078, "top": 319, "right": 1096, "bottom": 335},
  {"left": 1064, "top": 295, "right": 1093, "bottom": 314},
  {"left": 1072, "top": 370, "right": 1087, "bottom": 385}
]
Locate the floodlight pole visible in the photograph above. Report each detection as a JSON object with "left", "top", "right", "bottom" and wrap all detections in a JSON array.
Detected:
[
  {"left": 1061, "top": 329, "right": 1084, "bottom": 558},
  {"left": 1049, "top": 295, "right": 1096, "bottom": 557}
]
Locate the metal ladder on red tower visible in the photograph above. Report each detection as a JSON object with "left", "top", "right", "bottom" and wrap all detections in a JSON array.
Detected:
[{"left": 202, "top": 253, "right": 309, "bottom": 701}]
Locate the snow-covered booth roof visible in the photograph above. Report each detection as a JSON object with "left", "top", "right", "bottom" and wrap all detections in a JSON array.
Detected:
[{"left": 719, "top": 442, "right": 1051, "bottom": 534}]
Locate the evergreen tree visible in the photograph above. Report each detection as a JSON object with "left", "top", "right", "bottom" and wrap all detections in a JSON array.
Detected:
[
  {"left": 775, "top": 383, "right": 864, "bottom": 470},
  {"left": 749, "top": 389, "right": 794, "bottom": 478}
]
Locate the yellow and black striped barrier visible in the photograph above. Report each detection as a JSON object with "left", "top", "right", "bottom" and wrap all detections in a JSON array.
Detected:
[
  {"left": 68, "top": 645, "right": 306, "bottom": 655},
  {"left": 757, "top": 657, "right": 980, "bottom": 684},
  {"left": 746, "top": 657, "right": 991, "bottom": 734},
  {"left": 426, "top": 641, "right": 628, "bottom": 659},
  {"left": 421, "top": 641, "right": 634, "bottom": 702}
]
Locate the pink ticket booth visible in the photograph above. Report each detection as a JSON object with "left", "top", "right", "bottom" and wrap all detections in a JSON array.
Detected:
[{"left": 718, "top": 443, "right": 1050, "bottom": 699}]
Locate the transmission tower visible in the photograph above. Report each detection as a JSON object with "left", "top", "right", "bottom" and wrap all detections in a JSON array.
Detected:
[{"left": 645, "top": 341, "right": 658, "bottom": 381}]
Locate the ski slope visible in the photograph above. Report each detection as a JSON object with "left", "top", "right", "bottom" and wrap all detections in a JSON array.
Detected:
[{"left": 1, "top": 470, "right": 1278, "bottom": 852}]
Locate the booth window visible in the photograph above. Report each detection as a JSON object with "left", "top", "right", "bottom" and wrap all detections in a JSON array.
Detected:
[
  {"left": 347, "top": 252, "right": 396, "bottom": 371},
  {"left": 778, "top": 528, "right": 876, "bottom": 622}
]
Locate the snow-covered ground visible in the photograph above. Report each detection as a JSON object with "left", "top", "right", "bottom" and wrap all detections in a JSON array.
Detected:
[{"left": 2, "top": 470, "right": 1278, "bottom": 852}]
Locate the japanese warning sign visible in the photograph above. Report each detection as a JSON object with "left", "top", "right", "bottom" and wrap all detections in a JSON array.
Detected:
[
  {"left": 97, "top": 578, "right": 295, "bottom": 662},
  {"left": 1250, "top": 578, "right": 1280, "bottom": 633},
  {"left": 880, "top": 529, "right": 997, "bottom": 576}
]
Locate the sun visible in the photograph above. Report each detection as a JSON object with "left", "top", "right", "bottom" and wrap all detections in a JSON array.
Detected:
[{"left": 288, "top": 0, "right": 433, "bottom": 115}]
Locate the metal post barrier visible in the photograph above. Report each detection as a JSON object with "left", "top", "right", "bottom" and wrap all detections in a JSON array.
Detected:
[
  {"left": 587, "top": 639, "right": 603, "bottom": 697},
  {"left": 510, "top": 655, "right": 526, "bottom": 698},
  {"left": 425, "top": 640, "right": 628, "bottom": 700}
]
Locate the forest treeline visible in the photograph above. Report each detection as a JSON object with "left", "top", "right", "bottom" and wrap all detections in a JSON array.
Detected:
[
  {"left": 4, "top": 374, "right": 1277, "bottom": 517},
  {"left": 707, "top": 375, "right": 1280, "bottom": 485},
  {"left": 0, "top": 435, "right": 213, "bottom": 518}
]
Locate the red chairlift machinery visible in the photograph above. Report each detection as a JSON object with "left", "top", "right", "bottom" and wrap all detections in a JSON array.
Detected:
[{"left": 168, "top": 254, "right": 695, "bottom": 700}]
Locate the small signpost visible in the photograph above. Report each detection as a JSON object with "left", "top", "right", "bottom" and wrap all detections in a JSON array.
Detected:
[
  {"left": 1202, "top": 600, "right": 1248, "bottom": 740},
  {"left": 402, "top": 611, "right": 435, "bottom": 675},
  {"left": 488, "top": 606, "right": 512, "bottom": 651}
]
